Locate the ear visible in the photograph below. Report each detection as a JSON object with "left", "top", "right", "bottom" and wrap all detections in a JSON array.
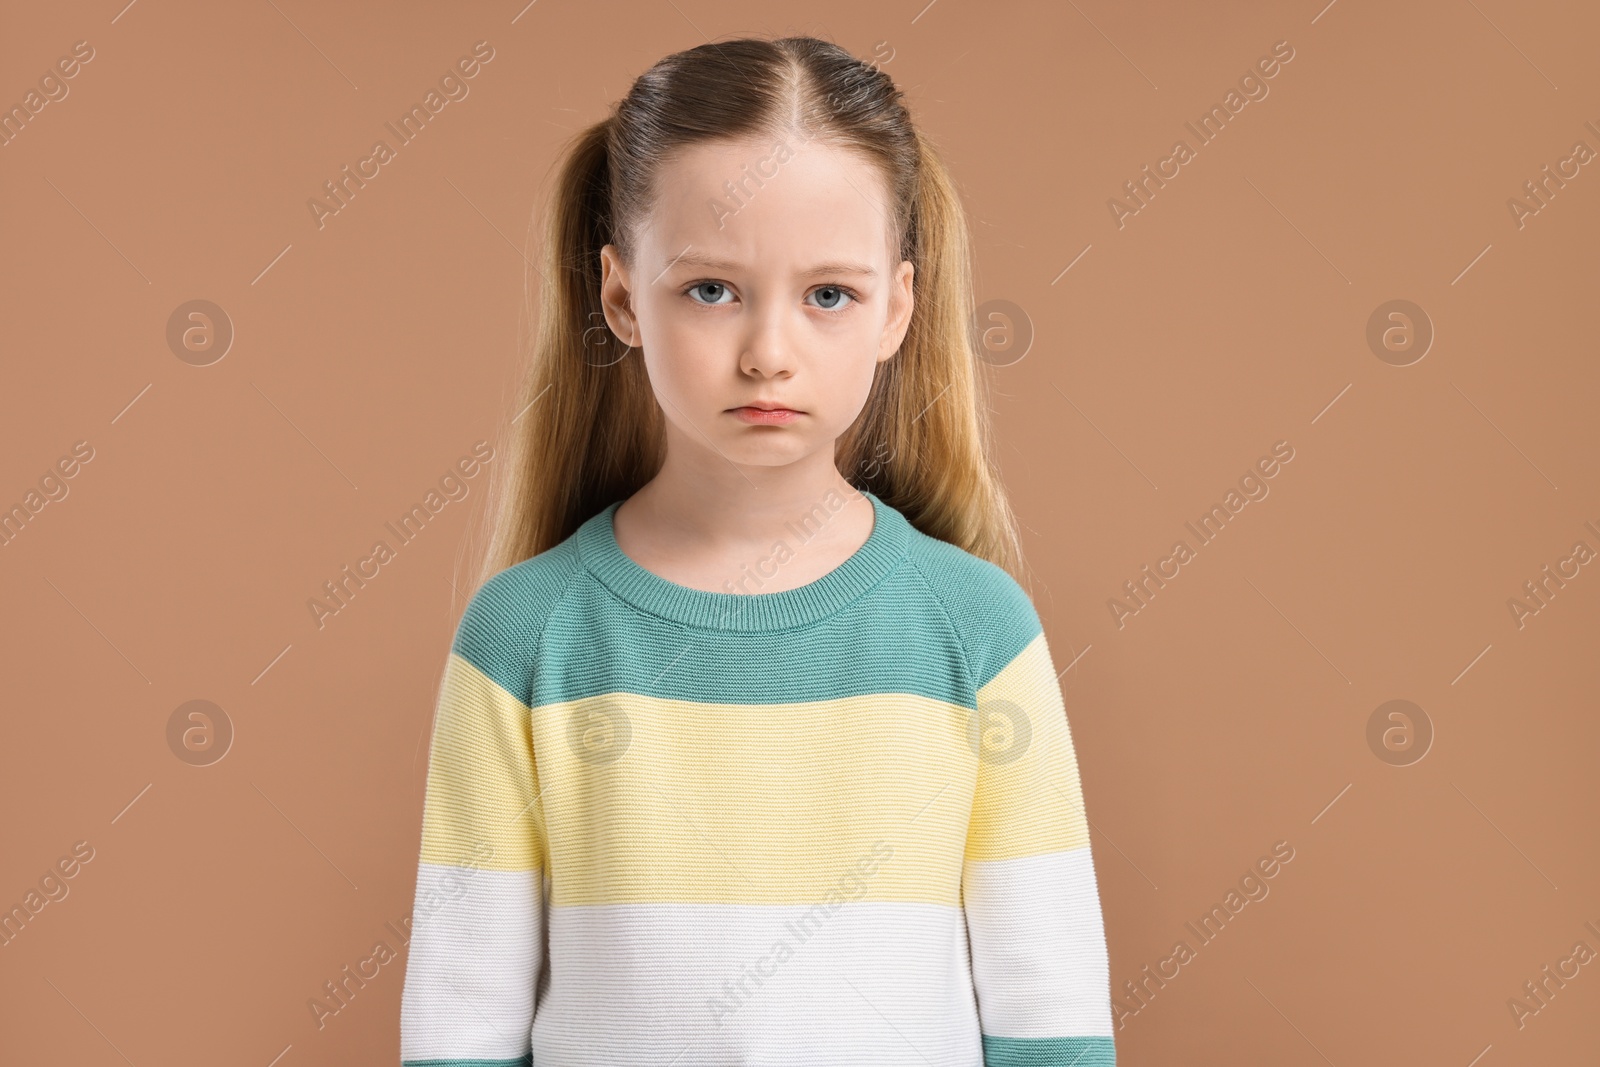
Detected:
[
  {"left": 599, "top": 244, "right": 639, "bottom": 346},
  {"left": 877, "top": 259, "right": 915, "bottom": 364}
]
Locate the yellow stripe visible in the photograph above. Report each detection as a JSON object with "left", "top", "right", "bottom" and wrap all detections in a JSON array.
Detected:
[
  {"left": 967, "top": 632, "right": 1092, "bottom": 861},
  {"left": 418, "top": 652, "right": 544, "bottom": 872},
  {"left": 533, "top": 688, "right": 982, "bottom": 906},
  {"left": 418, "top": 636, "right": 1090, "bottom": 903}
]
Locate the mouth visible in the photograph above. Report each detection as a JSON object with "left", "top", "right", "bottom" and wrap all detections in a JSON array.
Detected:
[{"left": 728, "top": 404, "right": 803, "bottom": 425}]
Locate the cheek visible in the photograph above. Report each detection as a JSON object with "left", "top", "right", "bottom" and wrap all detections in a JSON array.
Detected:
[
  {"left": 841, "top": 353, "right": 882, "bottom": 407},
  {"left": 640, "top": 318, "right": 722, "bottom": 397},
  {"left": 816, "top": 312, "right": 882, "bottom": 373}
]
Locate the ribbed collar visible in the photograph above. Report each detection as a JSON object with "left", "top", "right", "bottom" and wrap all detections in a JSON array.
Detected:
[{"left": 576, "top": 489, "right": 910, "bottom": 631}]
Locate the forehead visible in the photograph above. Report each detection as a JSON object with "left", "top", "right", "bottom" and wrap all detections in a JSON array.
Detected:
[{"left": 640, "top": 136, "right": 897, "bottom": 269}]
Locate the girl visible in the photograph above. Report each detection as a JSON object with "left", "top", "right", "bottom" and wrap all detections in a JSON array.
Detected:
[{"left": 399, "top": 35, "right": 1115, "bottom": 1067}]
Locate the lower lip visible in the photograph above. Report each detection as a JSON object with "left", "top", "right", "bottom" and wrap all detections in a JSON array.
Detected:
[{"left": 731, "top": 407, "right": 802, "bottom": 425}]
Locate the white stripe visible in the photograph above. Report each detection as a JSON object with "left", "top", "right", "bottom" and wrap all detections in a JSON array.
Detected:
[
  {"left": 962, "top": 845, "right": 1115, "bottom": 1037},
  {"left": 400, "top": 863, "right": 543, "bottom": 1060},
  {"left": 401, "top": 857, "right": 1114, "bottom": 1060},
  {"left": 533, "top": 901, "right": 983, "bottom": 1065}
]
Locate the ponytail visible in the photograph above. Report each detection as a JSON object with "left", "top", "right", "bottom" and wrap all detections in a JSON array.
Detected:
[
  {"left": 470, "top": 117, "right": 665, "bottom": 588},
  {"left": 836, "top": 127, "right": 1024, "bottom": 579}
]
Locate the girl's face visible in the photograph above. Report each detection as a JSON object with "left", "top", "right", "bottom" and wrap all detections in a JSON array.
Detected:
[{"left": 599, "top": 135, "right": 915, "bottom": 476}]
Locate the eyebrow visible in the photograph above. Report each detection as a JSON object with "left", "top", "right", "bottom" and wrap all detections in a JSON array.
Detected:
[{"left": 664, "top": 249, "right": 878, "bottom": 279}]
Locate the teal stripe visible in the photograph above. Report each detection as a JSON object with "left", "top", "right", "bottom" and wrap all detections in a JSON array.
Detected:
[
  {"left": 452, "top": 499, "right": 1044, "bottom": 709},
  {"left": 983, "top": 1033, "right": 1117, "bottom": 1066},
  {"left": 907, "top": 532, "right": 1045, "bottom": 689},
  {"left": 401, "top": 1056, "right": 531, "bottom": 1067},
  {"left": 450, "top": 538, "right": 582, "bottom": 707},
  {"left": 577, "top": 491, "right": 913, "bottom": 631}
]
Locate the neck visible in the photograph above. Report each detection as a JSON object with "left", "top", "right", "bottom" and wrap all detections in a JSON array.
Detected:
[{"left": 620, "top": 452, "right": 866, "bottom": 559}]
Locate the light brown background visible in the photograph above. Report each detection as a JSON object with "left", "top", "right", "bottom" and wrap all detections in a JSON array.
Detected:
[{"left": 3, "top": 0, "right": 1597, "bottom": 1063}]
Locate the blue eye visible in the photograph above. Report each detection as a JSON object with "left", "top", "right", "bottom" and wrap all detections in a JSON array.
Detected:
[
  {"left": 686, "top": 282, "right": 732, "bottom": 305},
  {"left": 808, "top": 285, "right": 855, "bottom": 311}
]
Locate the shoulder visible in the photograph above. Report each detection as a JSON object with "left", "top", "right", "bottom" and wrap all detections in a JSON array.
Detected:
[
  {"left": 902, "top": 525, "right": 1044, "bottom": 690},
  {"left": 451, "top": 536, "right": 585, "bottom": 686}
]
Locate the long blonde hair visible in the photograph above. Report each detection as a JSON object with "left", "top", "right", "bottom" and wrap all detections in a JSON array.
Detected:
[{"left": 467, "top": 35, "right": 1025, "bottom": 595}]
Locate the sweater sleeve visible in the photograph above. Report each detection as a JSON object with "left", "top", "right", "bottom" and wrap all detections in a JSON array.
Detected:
[
  {"left": 399, "top": 583, "right": 546, "bottom": 1067},
  {"left": 962, "top": 599, "right": 1117, "bottom": 1065}
]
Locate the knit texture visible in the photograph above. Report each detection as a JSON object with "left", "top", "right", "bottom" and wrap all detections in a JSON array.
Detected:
[{"left": 399, "top": 490, "right": 1116, "bottom": 1066}]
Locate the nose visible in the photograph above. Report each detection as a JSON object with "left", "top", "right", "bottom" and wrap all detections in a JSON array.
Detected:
[{"left": 738, "top": 296, "right": 797, "bottom": 379}]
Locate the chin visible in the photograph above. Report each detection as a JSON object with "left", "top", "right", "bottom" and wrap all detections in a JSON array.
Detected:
[{"left": 720, "top": 438, "right": 818, "bottom": 467}]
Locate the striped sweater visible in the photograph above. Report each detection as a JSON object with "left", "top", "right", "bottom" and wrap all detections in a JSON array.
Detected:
[{"left": 399, "top": 489, "right": 1116, "bottom": 1066}]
